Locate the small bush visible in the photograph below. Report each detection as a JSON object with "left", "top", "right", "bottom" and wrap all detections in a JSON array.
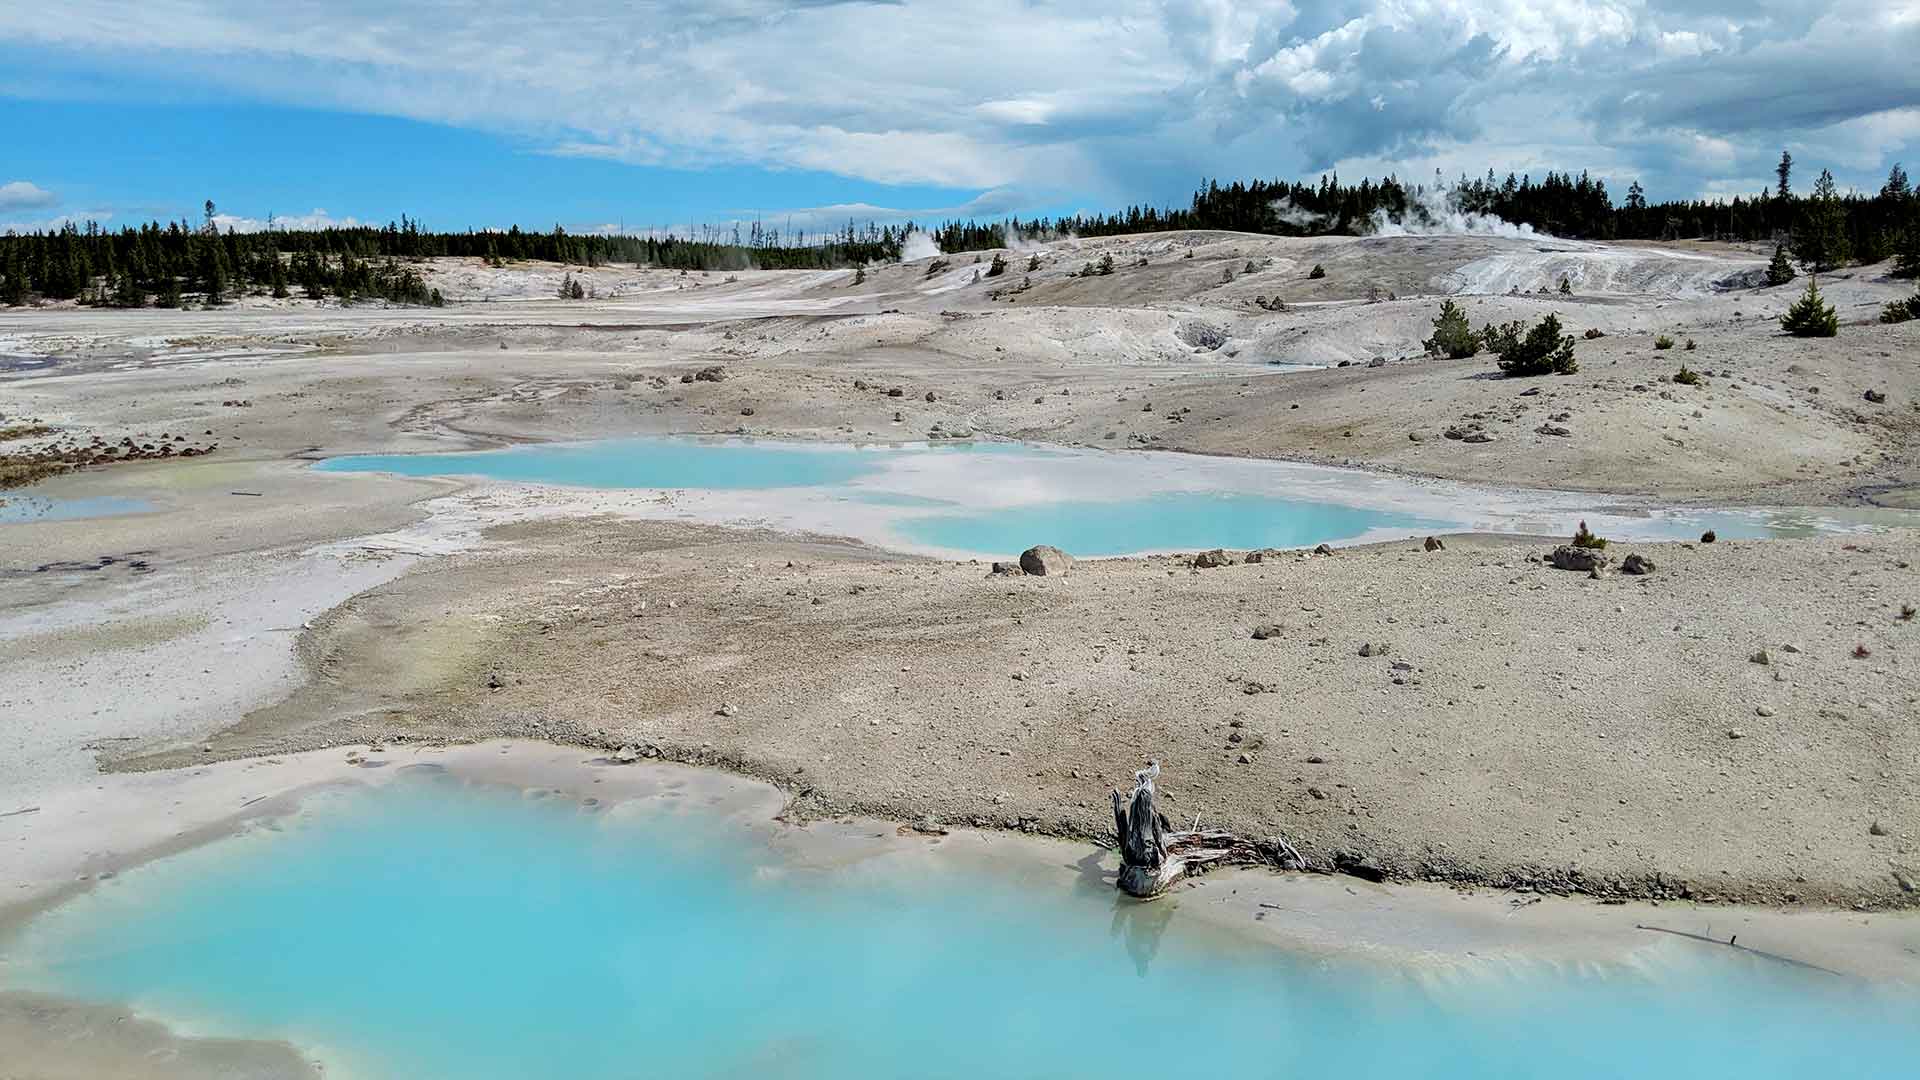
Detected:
[
  {"left": 1492, "top": 313, "right": 1579, "bottom": 377},
  {"left": 852, "top": 267, "right": 867, "bottom": 286},
  {"left": 1424, "top": 299, "right": 1481, "bottom": 359},
  {"left": 1098, "top": 253, "right": 1114, "bottom": 276},
  {"left": 1780, "top": 278, "right": 1838, "bottom": 337},
  {"left": 1245, "top": 260, "right": 1258, "bottom": 274},
  {"left": 1558, "top": 277, "right": 1572, "bottom": 295},
  {"left": 1571, "top": 520, "right": 1608, "bottom": 550},
  {"left": 1582, "top": 327, "right": 1605, "bottom": 339},
  {"left": 1684, "top": 338, "right": 1697, "bottom": 351},
  {"left": 1766, "top": 244, "right": 1796, "bottom": 287},
  {"left": 1673, "top": 365, "right": 1701, "bottom": 385},
  {"left": 1219, "top": 265, "right": 1236, "bottom": 284},
  {"left": 985, "top": 253, "right": 1008, "bottom": 278},
  {"left": 1881, "top": 293, "right": 1920, "bottom": 324},
  {"left": 1026, "top": 253, "right": 1041, "bottom": 272},
  {"left": 1654, "top": 334, "right": 1675, "bottom": 350},
  {"left": 925, "top": 258, "right": 950, "bottom": 277},
  {"left": 1308, "top": 263, "right": 1326, "bottom": 279}
]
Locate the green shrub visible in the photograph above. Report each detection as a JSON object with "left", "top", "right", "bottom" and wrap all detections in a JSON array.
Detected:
[
  {"left": 1308, "top": 264, "right": 1326, "bottom": 279},
  {"left": 1424, "top": 299, "right": 1481, "bottom": 358},
  {"left": 1493, "top": 313, "right": 1579, "bottom": 377},
  {"left": 1571, "top": 520, "right": 1608, "bottom": 549},
  {"left": 1882, "top": 294, "right": 1920, "bottom": 324},
  {"left": 1558, "top": 277, "right": 1572, "bottom": 295},
  {"left": 1654, "top": 334, "right": 1675, "bottom": 350},
  {"left": 985, "top": 253, "right": 1008, "bottom": 278},
  {"left": 1766, "top": 244, "right": 1796, "bottom": 286},
  {"left": 852, "top": 267, "right": 867, "bottom": 286},
  {"left": 1684, "top": 338, "right": 1697, "bottom": 351},
  {"left": 1098, "top": 253, "right": 1115, "bottom": 276},
  {"left": 1026, "top": 253, "right": 1041, "bottom": 272},
  {"left": 1780, "top": 277, "right": 1838, "bottom": 337},
  {"left": 1673, "top": 365, "right": 1701, "bottom": 385}
]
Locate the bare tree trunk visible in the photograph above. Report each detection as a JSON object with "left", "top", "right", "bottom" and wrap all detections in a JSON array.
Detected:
[{"left": 1111, "top": 769, "right": 1306, "bottom": 899}]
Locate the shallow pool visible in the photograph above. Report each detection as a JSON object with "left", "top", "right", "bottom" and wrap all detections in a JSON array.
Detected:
[
  {"left": 4, "top": 775, "right": 1914, "bottom": 1079},
  {"left": 0, "top": 493, "right": 153, "bottom": 524},
  {"left": 315, "top": 436, "right": 1916, "bottom": 558}
]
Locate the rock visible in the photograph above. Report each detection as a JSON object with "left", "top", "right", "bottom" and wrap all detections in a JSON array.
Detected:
[
  {"left": 1756, "top": 705, "right": 1776, "bottom": 717},
  {"left": 1367, "top": 357, "right": 1387, "bottom": 368},
  {"left": 1312, "top": 543, "right": 1335, "bottom": 556},
  {"left": 693, "top": 365, "right": 726, "bottom": 382},
  {"left": 1750, "top": 649, "right": 1771, "bottom": 665},
  {"left": 1241, "top": 680, "right": 1272, "bottom": 695},
  {"left": 717, "top": 702, "right": 738, "bottom": 717},
  {"left": 887, "top": 387, "right": 904, "bottom": 397},
  {"left": 1251, "top": 623, "right": 1284, "bottom": 640},
  {"left": 1870, "top": 820, "right": 1890, "bottom": 837},
  {"left": 1408, "top": 430, "right": 1429, "bottom": 443},
  {"left": 988, "top": 561, "right": 1024, "bottom": 576},
  {"left": 1534, "top": 424, "right": 1571, "bottom": 436},
  {"left": 1237, "top": 752, "right": 1255, "bottom": 764},
  {"left": 485, "top": 671, "right": 505, "bottom": 690},
  {"left": 1243, "top": 548, "right": 1279, "bottom": 563},
  {"left": 913, "top": 816, "right": 948, "bottom": 835},
  {"left": 1019, "top": 545, "right": 1074, "bottom": 576},
  {"left": 1192, "top": 548, "right": 1236, "bottom": 569},
  {"left": 1865, "top": 389, "right": 1887, "bottom": 404},
  {"left": 1423, "top": 536, "right": 1445, "bottom": 552},
  {"left": 613, "top": 745, "right": 641, "bottom": 764},
  {"left": 1548, "top": 545, "right": 1610, "bottom": 572},
  {"left": 1727, "top": 728, "right": 1747, "bottom": 739},
  {"left": 1620, "top": 553, "right": 1655, "bottom": 575},
  {"left": 1461, "top": 431, "right": 1497, "bottom": 444},
  {"left": 924, "top": 391, "right": 937, "bottom": 402},
  {"left": 740, "top": 407, "right": 756, "bottom": 416},
  {"left": 1335, "top": 852, "right": 1387, "bottom": 883},
  {"left": 1389, "top": 660, "right": 1413, "bottom": 672},
  {"left": 1700, "top": 530, "right": 1717, "bottom": 544},
  {"left": 1358, "top": 642, "right": 1390, "bottom": 657}
]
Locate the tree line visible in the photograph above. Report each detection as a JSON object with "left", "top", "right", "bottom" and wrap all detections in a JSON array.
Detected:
[{"left": 0, "top": 204, "right": 913, "bottom": 307}]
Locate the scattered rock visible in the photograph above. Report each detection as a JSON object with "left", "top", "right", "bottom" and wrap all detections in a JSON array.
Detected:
[
  {"left": 1192, "top": 548, "right": 1236, "bottom": 569},
  {"left": 1727, "top": 728, "right": 1747, "bottom": 739},
  {"left": 1461, "top": 431, "right": 1497, "bottom": 444},
  {"left": 1864, "top": 389, "right": 1887, "bottom": 404},
  {"left": 1019, "top": 545, "right": 1074, "bottom": 577},
  {"left": 1358, "top": 642, "right": 1390, "bottom": 658},
  {"left": 740, "top": 407, "right": 756, "bottom": 416},
  {"left": 1620, "top": 553, "right": 1655, "bottom": 575},
  {"left": 717, "top": 702, "right": 738, "bottom": 717},
  {"left": 988, "top": 561, "right": 1024, "bottom": 577},
  {"left": 1423, "top": 536, "right": 1445, "bottom": 552},
  {"left": 1335, "top": 852, "right": 1387, "bottom": 883},
  {"left": 485, "top": 671, "right": 505, "bottom": 690},
  {"left": 1755, "top": 705, "right": 1776, "bottom": 717},
  {"left": 1534, "top": 424, "right": 1572, "bottom": 437},
  {"left": 1750, "top": 650, "right": 1771, "bottom": 665},
  {"left": 1312, "top": 543, "right": 1335, "bottom": 556},
  {"left": 1700, "top": 530, "right": 1717, "bottom": 544},
  {"left": 692, "top": 365, "right": 726, "bottom": 382},
  {"left": 613, "top": 745, "right": 641, "bottom": 764},
  {"left": 1548, "top": 545, "right": 1610, "bottom": 572},
  {"left": 1870, "top": 820, "right": 1890, "bottom": 837},
  {"left": 1251, "top": 623, "right": 1284, "bottom": 640},
  {"left": 924, "top": 391, "right": 937, "bottom": 403}
]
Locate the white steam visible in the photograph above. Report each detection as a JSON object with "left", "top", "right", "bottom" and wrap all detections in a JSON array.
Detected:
[
  {"left": 899, "top": 230, "right": 942, "bottom": 262},
  {"left": 1367, "top": 187, "right": 1540, "bottom": 239},
  {"left": 1268, "top": 197, "right": 1333, "bottom": 231}
]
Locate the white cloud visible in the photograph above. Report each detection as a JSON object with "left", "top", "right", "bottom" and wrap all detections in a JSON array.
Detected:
[
  {"left": 210, "top": 208, "right": 366, "bottom": 232},
  {"left": 0, "top": 1, "right": 1914, "bottom": 209},
  {"left": 0, "top": 180, "right": 58, "bottom": 211}
]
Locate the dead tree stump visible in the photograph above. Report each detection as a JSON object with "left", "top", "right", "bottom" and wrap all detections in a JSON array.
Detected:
[{"left": 1111, "top": 763, "right": 1306, "bottom": 899}]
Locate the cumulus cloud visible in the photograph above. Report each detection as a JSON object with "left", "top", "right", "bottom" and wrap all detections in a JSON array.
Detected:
[
  {"left": 209, "top": 208, "right": 366, "bottom": 232},
  {"left": 1, "top": 1, "right": 1915, "bottom": 211},
  {"left": 0, "top": 180, "right": 58, "bottom": 211}
]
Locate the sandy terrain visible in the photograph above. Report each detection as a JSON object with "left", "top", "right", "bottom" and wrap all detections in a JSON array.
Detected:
[{"left": 2, "top": 230, "right": 1918, "bottom": 922}]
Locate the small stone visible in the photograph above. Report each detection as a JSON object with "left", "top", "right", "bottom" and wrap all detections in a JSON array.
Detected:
[
  {"left": 1870, "top": 820, "right": 1890, "bottom": 837},
  {"left": 1549, "top": 545, "right": 1609, "bottom": 572},
  {"left": 1756, "top": 706, "right": 1776, "bottom": 717},
  {"left": 1192, "top": 548, "right": 1236, "bottom": 569},
  {"left": 1237, "top": 752, "right": 1255, "bottom": 764},
  {"left": 1700, "top": 530, "right": 1717, "bottom": 544},
  {"left": 1727, "top": 728, "right": 1747, "bottom": 739},
  {"left": 1864, "top": 389, "right": 1887, "bottom": 404},
  {"left": 1750, "top": 649, "right": 1771, "bottom": 666},
  {"left": 1251, "top": 623, "right": 1284, "bottom": 640},
  {"left": 717, "top": 703, "right": 738, "bottom": 717},
  {"left": 1423, "top": 536, "right": 1445, "bottom": 552},
  {"left": 1358, "top": 642, "right": 1389, "bottom": 658},
  {"left": 1620, "top": 553, "right": 1655, "bottom": 575},
  {"left": 1312, "top": 543, "right": 1335, "bottom": 556}
]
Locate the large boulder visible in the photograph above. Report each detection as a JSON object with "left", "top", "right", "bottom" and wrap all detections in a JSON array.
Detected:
[
  {"left": 1549, "top": 545, "right": 1610, "bottom": 572},
  {"left": 1192, "top": 548, "right": 1236, "bottom": 569},
  {"left": 1019, "top": 545, "right": 1074, "bottom": 577}
]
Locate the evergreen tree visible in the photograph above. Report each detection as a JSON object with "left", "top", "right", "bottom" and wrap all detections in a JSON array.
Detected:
[
  {"left": 202, "top": 245, "right": 227, "bottom": 305},
  {"left": 1775, "top": 151, "right": 1793, "bottom": 199},
  {"left": 1780, "top": 277, "right": 1838, "bottom": 337},
  {"left": 1, "top": 247, "right": 26, "bottom": 305},
  {"left": 1882, "top": 163, "right": 1911, "bottom": 200},
  {"left": 111, "top": 268, "right": 145, "bottom": 308},
  {"left": 1791, "top": 169, "right": 1851, "bottom": 272},
  {"left": 269, "top": 253, "right": 290, "bottom": 298},
  {"left": 1765, "top": 244, "right": 1796, "bottom": 286},
  {"left": 1494, "top": 313, "right": 1578, "bottom": 376},
  {"left": 155, "top": 271, "right": 182, "bottom": 309},
  {"left": 1424, "top": 299, "right": 1480, "bottom": 358}
]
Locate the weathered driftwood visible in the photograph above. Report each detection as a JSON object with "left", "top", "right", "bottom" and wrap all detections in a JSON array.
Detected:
[{"left": 1111, "top": 763, "right": 1305, "bottom": 899}]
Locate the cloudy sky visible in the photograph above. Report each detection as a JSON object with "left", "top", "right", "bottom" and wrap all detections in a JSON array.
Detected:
[{"left": 3, "top": 1, "right": 1917, "bottom": 233}]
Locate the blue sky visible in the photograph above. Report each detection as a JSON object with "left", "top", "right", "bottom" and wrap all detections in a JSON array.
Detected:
[{"left": 3, "top": 2, "right": 1917, "bottom": 235}]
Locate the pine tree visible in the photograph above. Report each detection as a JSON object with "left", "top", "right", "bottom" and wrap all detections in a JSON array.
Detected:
[
  {"left": 1780, "top": 277, "right": 1838, "bottom": 337},
  {"left": 112, "top": 269, "right": 145, "bottom": 308},
  {"left": 155, "top": 271, "right": 182, "bottom": 309},
  {"left": 1424, "top": 299, "right": 1480, "bottom": 358},
  {"left": 1766, "top": 244, "right": 1796, "bottom": 286},
  {"left": 1775, "top": 151, "right": 1793, "bottom": 199},
  {"left": 269, "top": 253, "right": 290, "bottom": 299},
  {"left": 1791, "top": 170, "right": 1851, "bottom": 272}
]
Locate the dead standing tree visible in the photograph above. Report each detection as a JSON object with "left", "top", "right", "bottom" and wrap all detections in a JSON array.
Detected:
[{"left": 1111, "top": 761, "right": 1305, "bottom": 899}]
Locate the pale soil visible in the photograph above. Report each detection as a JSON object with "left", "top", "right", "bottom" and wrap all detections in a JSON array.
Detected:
[{"left": 2, "top": 231, "right": 1918, "bottom": 917}]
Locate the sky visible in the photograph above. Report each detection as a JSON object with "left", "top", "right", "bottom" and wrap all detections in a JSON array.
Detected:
[{"left": 3, "top": 1, "right": 1918, "bottom": 235}]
